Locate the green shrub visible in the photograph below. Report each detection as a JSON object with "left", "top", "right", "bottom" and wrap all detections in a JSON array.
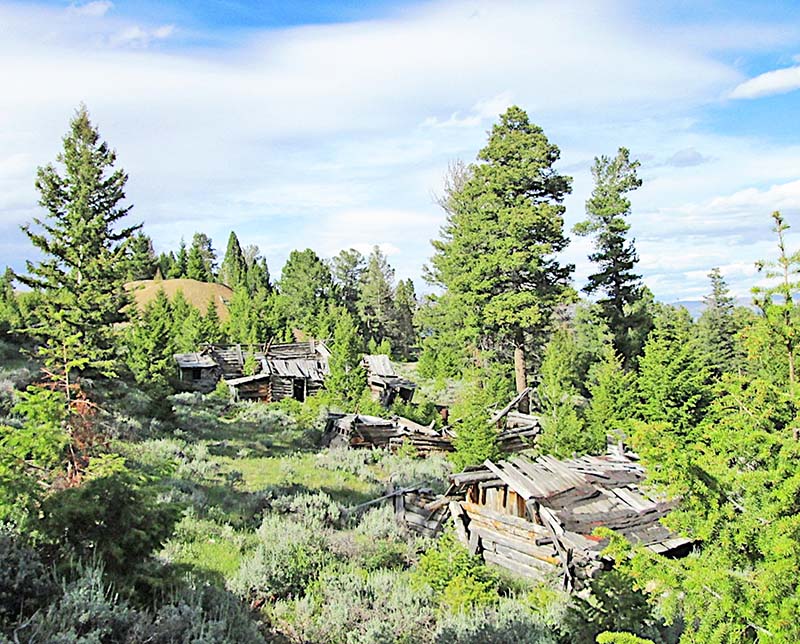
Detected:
[
  {"left": 24, "top": 565, "right": 138, "bottom": 643},
  {"left": 0, "top": 526, "right": 55, "bottom": 632},
  {"left": 412, "top": 531, "right": 500, "bottom": 612},
  {"left": 270, "top": 491, "right": 341, "bottom": 528},
  {"left": 434, "top": 598, "right": 559, "bottom": 644},
  {"left": 37, "top": 469, "right": 180, "bottom": 577},
  {"left": 230, "top": 514, "right": 331, "bottom": 602},
  {"left": 271, "top": 566, "right": 437, "bottom": 644}
]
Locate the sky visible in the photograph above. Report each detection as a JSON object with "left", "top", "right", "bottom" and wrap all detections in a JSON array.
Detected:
[{"left": 2, "top": 0, "right": 800, "bottom": 302}]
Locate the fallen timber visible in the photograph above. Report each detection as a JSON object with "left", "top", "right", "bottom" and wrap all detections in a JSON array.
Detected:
[{"left": 445, "top": 451, "right": 693, "bottom": 591}]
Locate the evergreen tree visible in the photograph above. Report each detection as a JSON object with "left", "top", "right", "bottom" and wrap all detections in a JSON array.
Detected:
[
  {"left": 697, "top": 267, "right": 740, "bottom": 376},
  {"left": 277, "top": 249, "right": 334, "bottom": 335},
  {"left": 536, "top": 327, "right": 603, "bottom": 457},
  {"left": 635, "top": 306, "right": 711, "bottom": 436},
  {"left": 451, "top": 371, "right": 511, "bottom": 471},
  {"left": 17, "top": 105, "right": 139, "bottom": 395},
  {"left": 156, "top": 251, "right": 175, "bottom": 280},
  {"left": 124, "top": 288, "right": 175, "bottom": 390},
  {"left": 585, "top": 344, "right": 636, "bottom": 441},
  {"left": 186, "top": 243, "right": 209, "bottom": 282},
  {"left": 428, "top": 106, "right": 573, "bottom": 400},
  {"left": 357, "top": 246, "right": 398, "bottom": 346},
  {"left": 752, "top": 211, "right": 800, "bottom": 387},
  {"left": 174, "top": 306, "right": 203, "bottom": 352},
  {"left": 393, "top": 278, "right": 418, "bottom": 360},
  {"left": 243, "top": 244, "right": 271, "bottom": 294},
  {"left": 189, "top": 232, "right": 217, "bottom": 280},
  {"left": 169, "top": 240, "right": 188, "bottom": 278},
  {"left": 201, "top": 298, "right": 224, "bottom": 344},
  {"left": 325, "top": 309, "right": 367, "bottom": 406},
  {"left": 331, "top": 248, "right": 366, "bottom": 320},
  {"left": 125, "top": 232, "right": 156, "bottom": 281},
  {"left": 170, "top": 289, "right": 192, "bottom": 333},
  {"left": 573, "top": 147, "right": 648, "bottom": 366},
  {"left": 0, "top": 268, "right": 20, "bottom": 338},
  {"left": 218, "top": 231, "right": 247, "bottom": 289}
]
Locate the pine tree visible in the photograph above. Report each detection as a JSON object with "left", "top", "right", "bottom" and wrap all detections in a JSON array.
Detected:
[
  {"left": 358, "top": 246, "right": 398, "bottom": 346},
  {"left": 124, "top": 288, "right": 175, "bottom": 389},
  {"left": 242, "top": 244, "right": 271, "bottom": 294},
  {"left": 174, "top": 306, "right": 203, "bottom": 352},
  {"left": 752, "top": 211, "right": 800, "bottom": 387},
  {"left": 536, "top": 327, "right": 603, "bottom": 457},
  {"left": 393, "top": 278, "right": 418, "bottom": 360},
  {"left": 325, "top": 309, "right": 367, "bottom": 405},
  {"left": 190, "top": 232, "right": 217, "bottom": 280},
  {"left": 277, "top": 249, "right": 334, "bottom": 335},
  {"left": 635, "top": 306, "right": 711, "bottom": 436},
  {"left": 697, "top": 267, "right": 740, "bottom": 376},
  {"left": 186, "top": 243, "right": 209, "bottom": 282},
  {"left": 201, "top": 297, "right": 224, "bottom": 344},
  {"left": 17, "top": 105, "right": 140, "bottom": 395},
  {"left": 331, "top": 248, "right": 366, "bottom": 320},
  {"left": 0, "top": 268, "right": 20, "bottom": 338},
  {"left": 573, "top": 148, "right": 648, "bottom": 366},
  {"left": 585, "top": 344, "right": 636, "bottom": 441},
  {"left": 428, "top": 106, "right": 573, "bottom": 401},
  {"left": 156, "top": 251, "right": 175, "bottom": 280},
  {"left": 125, "top": 232, "right": 156, "bottom": 280},
  {"left": 451, "top": 371, "right": 511, "bottom": 471},
  {"left": 170, "top": 240, "right": 188, "bottom": 278},
  {"left": 218, "top": 231, "right": 247, "bottom": 289}
]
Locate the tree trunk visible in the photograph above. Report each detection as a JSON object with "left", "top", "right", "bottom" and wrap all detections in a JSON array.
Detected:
[{"left": 514, "top": 340, "right": 529, "bottom": 414}]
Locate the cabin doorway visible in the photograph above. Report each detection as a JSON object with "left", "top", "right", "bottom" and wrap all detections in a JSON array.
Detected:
[{"left": 292, "top": 378, "right": 306, "bottom": 402}]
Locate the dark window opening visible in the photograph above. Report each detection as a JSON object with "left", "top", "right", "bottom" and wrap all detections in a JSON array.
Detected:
[
  {"left": 293, "top": 378, "right": 306, "bottom": 402},
  {"left": 192, "top": 368, "right": 202, "bottom": 381}
]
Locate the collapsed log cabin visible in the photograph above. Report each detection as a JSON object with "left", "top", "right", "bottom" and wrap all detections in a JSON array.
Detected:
[
  {"left": 323, "top": 413, "right": 454, "bottom": 455},
  {"left": 489, "top": 388, "right": 542, "bottom": 453},
  {"left": 446, "top": 448, "right": 693, "bottom": 590},
  {"left": 363, "top": 354, "right": 417, "bottom": 406}
]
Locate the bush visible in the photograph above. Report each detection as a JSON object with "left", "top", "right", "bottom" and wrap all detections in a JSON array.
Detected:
[
  {"left": 269, "top": 491, "right": 341, "bottom": 528},
  {"left": 412, "top": 531, "right": 500, "bottom": 612},
  {"left": 378, "top": 452, "right": 453, "bottom": 494},
  {"left": 20, "top": 565, "right": 266, "bottom": 644},
  {"left": 23, "top": 565, "right": 139, "bottom": 643},
  {"left": 37, "top": 469, "right": 180, "bottom": 578},
  {"left": 271, "top": 566, "right": 437, "bottom": 644},
  {"left": 434, "top": 598, "right": 559, "bottom": 644},
  {"left": 230, "top": 514, "right": 332, "bottom": 603},
  {"left": 0, "top": 526, "right": 55, "bottom": 632}
]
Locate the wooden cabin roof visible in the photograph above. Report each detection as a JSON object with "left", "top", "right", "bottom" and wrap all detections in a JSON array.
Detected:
[
  {"left": 174, "top": 352, "right": 218, "bottom": 369},
  {"left": 452, "top": 450, "right": 691, "bottom": 556},
  {"left": 265, "top": 357, "right": 327, "bottom": 381},
  {"left": 363, "top": 354, "right": 416, "bottom": 390}
]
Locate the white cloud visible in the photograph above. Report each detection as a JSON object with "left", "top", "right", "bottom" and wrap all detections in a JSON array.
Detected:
[
  {"left": 729, "top": 65, "right": 800, "bottom": 99},
  {"left": 68, "top": 1, "right": 112, "bottom": 17},
  {"left": 1, "top": 0, "right": 799, "bottom": 301}
]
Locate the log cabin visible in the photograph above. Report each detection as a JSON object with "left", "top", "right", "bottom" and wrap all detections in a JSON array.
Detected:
[{"left": 447, "top": 448, "right": 693, "bottom": 590}]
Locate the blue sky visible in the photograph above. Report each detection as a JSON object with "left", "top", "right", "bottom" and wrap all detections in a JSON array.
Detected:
[{"left": 2, "top": 0, "right": 800, "bottom": 302}]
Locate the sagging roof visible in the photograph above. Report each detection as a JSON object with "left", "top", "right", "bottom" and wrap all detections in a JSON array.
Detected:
[
  {"left": 174, "top": 352, "right": 218, "bottom": 369},
  {"left": 267, "top": 341, "right": 331, "bottom": 360},
  {"left": 363, "top": 354, "right": 417, "bottom": 390},
  {"left": 363, "top": 354, "right": 396, "bottom": 377},
  {"left": 452, "top": 450, "right": 691, "bottom": 556},
  {"left": 225, "top": 372, "right": 272, "bottom": 386},
  {"left": 265, "top": 357, "right": 328, "bottom": 381}
]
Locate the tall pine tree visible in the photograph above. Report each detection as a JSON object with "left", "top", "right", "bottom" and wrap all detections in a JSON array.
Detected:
[
  {"left": 218, "top": 231, "right": 247, "bottom": 289},
  {"left": 17, "top": 105, "right": 139, "bottom": 395},
  {"left": 429, "top": 106, "right": 573, "bottom": 400},
  {"left": 573, "top": 147, "right": 649, "bottom": 366}
]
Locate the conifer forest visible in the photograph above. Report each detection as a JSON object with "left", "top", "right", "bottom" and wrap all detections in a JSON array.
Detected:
[{"left": 2, "top": 97, "right": 800, "bottom": 644}]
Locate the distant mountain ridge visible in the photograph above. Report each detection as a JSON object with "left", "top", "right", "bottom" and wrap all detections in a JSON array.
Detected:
[{"left": 669, "top": 296, "right": 754, "bottom": 319}]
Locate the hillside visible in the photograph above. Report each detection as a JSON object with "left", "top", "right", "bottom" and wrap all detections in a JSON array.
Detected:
[{"left": 125, "top": 278, "right": 233, "bottom": 321}]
